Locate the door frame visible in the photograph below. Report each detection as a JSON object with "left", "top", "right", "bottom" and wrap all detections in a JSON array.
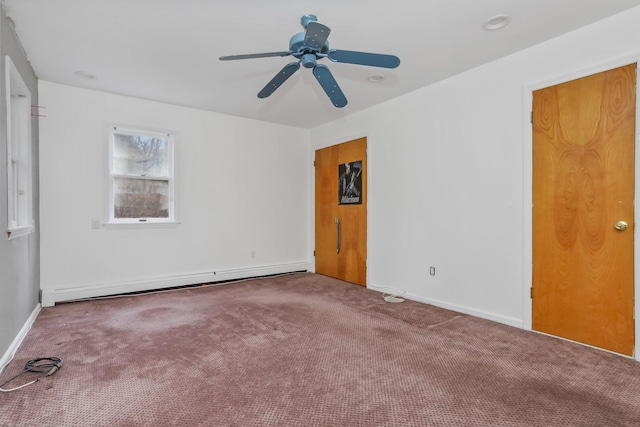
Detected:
[
  {"left": 522, "top": 56, "right": 640, "bottom": 360},
  {"left": 311, "top": 133, "right": 371, "bottom": 286}
]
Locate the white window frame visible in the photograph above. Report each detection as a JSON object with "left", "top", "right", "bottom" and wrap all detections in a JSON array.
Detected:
[
  {"left": 107, "top": 125, "right": 177, "bottom": 228},
  {"left": 5, "top": 56, "right": 33, "bottom": 240}
]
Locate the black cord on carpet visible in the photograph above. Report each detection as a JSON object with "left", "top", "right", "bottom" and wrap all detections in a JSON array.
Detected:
[{"left": 0, "top": 357, "right": 63, "bottom": 392}]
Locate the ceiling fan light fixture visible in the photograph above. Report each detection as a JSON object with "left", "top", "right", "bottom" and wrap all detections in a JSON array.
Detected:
[{"left": 482, "top": 14, "right": 511, "bottom": 31}]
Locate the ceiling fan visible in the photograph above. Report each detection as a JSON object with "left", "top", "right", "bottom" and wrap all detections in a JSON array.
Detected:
[{"left": 219, "top": 14, "right": 400, "bottom": 108}]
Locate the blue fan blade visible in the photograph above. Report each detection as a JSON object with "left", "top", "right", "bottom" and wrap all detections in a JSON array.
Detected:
[
  {"left": 219, "top": 51, "right": 291, "bottom": 61},
  {"left": 304, "top": 21, "right": 331, "bottom": 51},
  {"left": 327, "top": 50, "right": 400, "bottom": 69},
  {"left": 312, "top": 64, "right": 347, "bottom": 108},
  {"left": 258, "top": 62, "right": 301, "bottom": 98}
]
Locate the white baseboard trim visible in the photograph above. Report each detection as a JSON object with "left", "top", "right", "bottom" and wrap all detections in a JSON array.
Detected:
[
  {"left": 1, "top": 303, "right": 41, "bottom": 374},
  {"left": 367, "top": 283, "right": 523, "bottom": 329},
  {"left": 41, "top": 262, "right": 310, "bottom": 307}
]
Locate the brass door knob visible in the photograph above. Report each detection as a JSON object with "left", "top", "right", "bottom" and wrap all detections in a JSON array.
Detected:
[{"left": 615, "top": 221, "right": 629, "bottom": 231}]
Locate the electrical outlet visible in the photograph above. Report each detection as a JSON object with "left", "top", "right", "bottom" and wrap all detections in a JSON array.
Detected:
[{"left": 430, "top": 267, "right": 436, "bottom": 276}]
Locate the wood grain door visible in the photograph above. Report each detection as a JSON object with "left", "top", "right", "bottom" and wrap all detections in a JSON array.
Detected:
[
  {"left": 532, "top": 64, "right": 636, "bottom": 356},
  {"left": 315, "top": 137, "right": 367, "bottom": 286}
]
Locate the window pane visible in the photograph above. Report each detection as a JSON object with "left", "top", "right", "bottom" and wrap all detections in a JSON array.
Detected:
[
  {"left": 114, "top": 178, "right": 169, "bottom": 219},
  {"left": 113, "top": 133, "right": 168, "bottom": 177}
]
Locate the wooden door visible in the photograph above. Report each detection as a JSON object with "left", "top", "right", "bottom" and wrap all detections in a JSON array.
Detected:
[
  {"left": 532, "top": 64, "right": 636, "bottom": 356},
  {"left": 315, "top": 137, "right": 367, "bottom": 286}
]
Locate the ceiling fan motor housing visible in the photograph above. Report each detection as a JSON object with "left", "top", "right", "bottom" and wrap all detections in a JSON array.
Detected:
[
  {"left": 289, "top": 32, "right": 329, "bottom": 57},
  {"left": 301, "top": 14, "right": 318, "bottom": 29}
]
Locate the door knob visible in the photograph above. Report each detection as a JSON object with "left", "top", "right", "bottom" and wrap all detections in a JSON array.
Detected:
[{"left": 614, "top": 221, "right": 629, "bottom": 231}]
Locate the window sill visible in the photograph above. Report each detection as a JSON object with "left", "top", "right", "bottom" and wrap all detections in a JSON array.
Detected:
[
  {"left": 7, "top": 225, "right": 34, "bottom": 240},
  {"left": 102, "top": 221, "right": 181, "bottom": 230}
]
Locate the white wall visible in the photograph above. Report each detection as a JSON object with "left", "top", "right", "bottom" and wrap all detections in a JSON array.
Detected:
[
  {"left": 39, "top": 82, "right": 310, "bottom": 303},
  {"left": 310, "top": 7, "right": 640, "bottom": 330}
]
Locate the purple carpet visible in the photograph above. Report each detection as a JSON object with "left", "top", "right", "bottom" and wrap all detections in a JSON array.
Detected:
[{"left": 1, "top": 273, "right": 640, "bottom": 426}]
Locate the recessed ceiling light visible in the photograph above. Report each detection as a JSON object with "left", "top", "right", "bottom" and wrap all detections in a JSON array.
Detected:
[
  {"left": 368, "top": 74, "right": 385, "bottom": 83},
  {"left": 482, "top": 14, "right": 511, "bottom": 31},
  {"left": 74, "top": 70, "right": 97, "bottom": 80}
]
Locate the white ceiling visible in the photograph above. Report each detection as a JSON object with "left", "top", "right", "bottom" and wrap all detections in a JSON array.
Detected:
[{"left": 4, "top": 0, "right": 640, "bottom": 129}]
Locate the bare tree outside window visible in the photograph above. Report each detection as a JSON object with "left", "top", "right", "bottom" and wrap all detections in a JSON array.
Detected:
[{"left": 110, "top": 128, "right": 174, "bottom": 221}]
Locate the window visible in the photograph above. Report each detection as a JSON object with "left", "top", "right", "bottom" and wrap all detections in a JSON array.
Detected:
[
  {"left": 108, "top": 126, "right": 175, "bottom": 225},
  {"left": 5, "top": 56, "right": 33, "bottom": 240}
]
